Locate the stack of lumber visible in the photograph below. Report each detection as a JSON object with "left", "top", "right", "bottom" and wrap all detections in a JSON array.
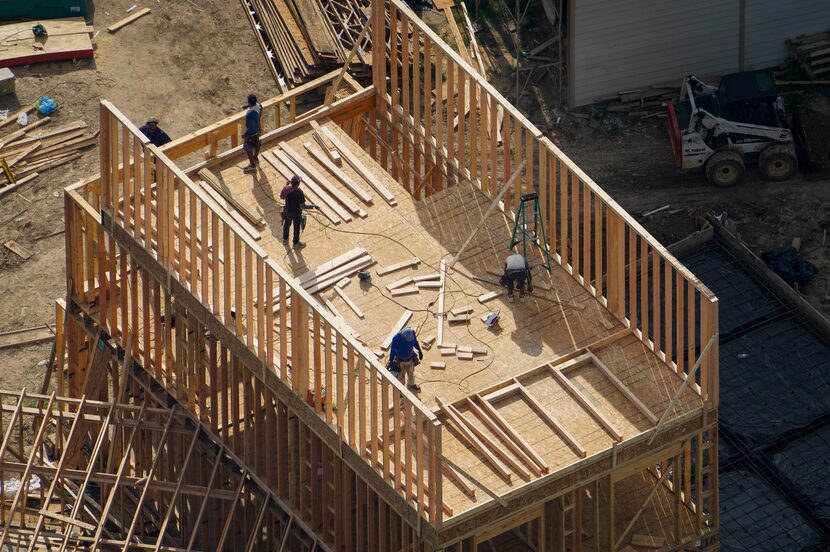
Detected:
[
  {"left": 0, "top": 19, "right": 94, "bottom": 68},
  {"left": 0, "top": 117, "right": 97, "bottom": 196},
  {"left": 599, "top": 85, "right": 677, "bottom": 118},
  {"left": 788, "top": 29, "right": 830, "bottom": 80},
  {"left": 243, "top": 0, "right": 371, "bottom": 87},
  {"left": 297, "top": 248, "right": 374, "bottom": 295},
  {"left": 263, "top": 143, "right": 371, "bottom": 225},
  {"left": 270, "top": 248, "right": 374, "bottom": 314}
]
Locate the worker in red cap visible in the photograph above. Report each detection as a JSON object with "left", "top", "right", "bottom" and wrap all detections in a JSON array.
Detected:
[{"left": 387, "top": 327, "right": 423, "bottom": 391}]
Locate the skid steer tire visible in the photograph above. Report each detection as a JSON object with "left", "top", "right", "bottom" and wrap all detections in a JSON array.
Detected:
[
  {"left": 759, "top": 143, "right": 798, "bottom": 182},
  {"left": 705, "top": 150, "right": 745, "bottom": 187}
]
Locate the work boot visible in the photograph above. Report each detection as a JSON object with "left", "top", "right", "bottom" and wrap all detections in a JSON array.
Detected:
[
  {"left": 242, "top": 164, "right": 256, "bottom": 173},
  {"left": 293, "top": 241, "right": 306, "bottom": 249},
  {"left": 520, "top": 294, "right": 525, "bottom": 303},
  {"left": 408, "top": 383, "right": 422, "bottom": 392},
  {"left": 282, "top": 239, "right": 288, "bottom": 245},
  {"left": 508, "top": 294, "right": 514, "bottom": 303}
]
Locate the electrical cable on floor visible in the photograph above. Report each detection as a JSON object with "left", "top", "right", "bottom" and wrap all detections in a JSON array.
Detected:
[{"left": 304, "top": 210, "right": 500, "bottom": 392}]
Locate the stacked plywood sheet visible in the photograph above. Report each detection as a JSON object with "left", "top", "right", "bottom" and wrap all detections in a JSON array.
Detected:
[
  {"left": 242, "top": 0, "right": 371, "bottom": 87},
  {"left": 0, "top": 19, "right": 94, "bottom": 68}
]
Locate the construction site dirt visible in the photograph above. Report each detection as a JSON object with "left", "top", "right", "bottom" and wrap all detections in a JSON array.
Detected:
[
  {"left": 0, "top": 0, "right": 278, "bottom": 389},
  {"left": 2, "top": 0, "right": 830, "bottom": 428}
]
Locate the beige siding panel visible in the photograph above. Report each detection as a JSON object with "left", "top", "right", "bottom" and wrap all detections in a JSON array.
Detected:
[
  {"left": 745, "top": 0, "right": 830, "bottom": 70},
  {"left": 572, "top": 0, "right": 739, "bottom": 106}
]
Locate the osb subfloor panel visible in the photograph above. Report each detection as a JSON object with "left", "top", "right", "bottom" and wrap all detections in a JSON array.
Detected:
[{"left": 202, "top": 120, "right": 702, "bottom": 516}]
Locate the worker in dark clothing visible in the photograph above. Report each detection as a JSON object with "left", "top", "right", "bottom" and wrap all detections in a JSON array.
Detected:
[
  {"left": 280, "top": 175, "right": 315, "bottom": 248},
  {"left": 501, "top": 251, "right": 533, "bottom": 303},
  {"left": 387, "top": 327, "right": 422, "bottom": 391},
  {"left": 242, "top": 94, "right": 263, "bottom": 173},
  {"left": 138, "top": 118, "right": 172, "bottom": 147}
]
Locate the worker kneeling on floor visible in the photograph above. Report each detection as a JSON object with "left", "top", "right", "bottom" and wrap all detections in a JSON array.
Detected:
[
  {"left": 501, "top": 249, "right": 533, "bottom": 303},
  {"left": 387, "top": 327, "right": 422, "bottom": 391}
]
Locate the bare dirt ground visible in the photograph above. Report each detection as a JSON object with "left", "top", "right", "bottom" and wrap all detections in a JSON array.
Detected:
[
  {"left": 426, "top": 5, "right": 830, "bottom": 318},
  {"left": 0, "top": 0, "right": 278, "bottom": 390}
]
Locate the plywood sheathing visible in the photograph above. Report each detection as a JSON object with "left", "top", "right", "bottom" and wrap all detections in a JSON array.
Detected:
[{"left": 204, "top": 119, "right": 703, "bottom": 517}]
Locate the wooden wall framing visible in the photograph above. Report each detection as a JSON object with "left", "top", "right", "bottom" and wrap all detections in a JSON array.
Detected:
[
  {"left": 367, "top": 0, "right": 719, "bottom": 407},
  {"left": 50, "top": 0, "right": 721, "bottom": 549}
]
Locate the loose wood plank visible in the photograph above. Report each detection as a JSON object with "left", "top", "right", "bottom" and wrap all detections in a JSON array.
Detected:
[
  {"left": 280, "top": 142, "right": 366, "bottom": 218},
  {"left": 304, "top": 142, "right": 374, "bottom": 204},
  {"left": 198, "top": 167, "right": 265, "bottom": 227},
  {"left": 334, "top": 287, "right": 364, "bottom": 319},
  {"left": 198, "top": 181, "right": 262, "bottom": 241},
  {"left": 381, "top": 310, "right": 413, "bottom": 350},
  {"left": 478, "top": 291, "right": 500, "bottom": 304},
  {"left": 108, "top": 8, "right": 152, "bottom": 33},
  {"left": 391, "top": 286, "right": 419, "bottom": 297},
  {"left": 377, "top": 257, "right": 420, "bottom": 276},
  {"left": 297, "top": 248, "right": 367, "bottom": 287},
  {"left": 272, "top": 147, "right": 352, "bottom": 222},
  {"left": 322, "top": 126, "right": 397, "bottom": 205},
  {"left": 262, "top": 149, "right": 340, "bottom": 225},
  {"left": 386, "top": 276, "right": 414, "bottom": 291},
  {"left": 3, "top": 240, "right": 32, "bottom": 260}
]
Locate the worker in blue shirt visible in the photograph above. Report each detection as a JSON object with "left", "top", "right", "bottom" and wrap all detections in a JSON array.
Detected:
[
  {"left": 242, "top": 93, "right": 263, "bottom": 173},
  {"left": 138, "top": 118, "right": 172, "bottom": 147},
  {"left": 387, "top": 327, "right": 422, "bottom": 391}
]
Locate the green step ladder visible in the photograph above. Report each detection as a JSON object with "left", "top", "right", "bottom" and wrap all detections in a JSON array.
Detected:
[{"left": 509, "top": 192, "right": 552, "bottom": 273}]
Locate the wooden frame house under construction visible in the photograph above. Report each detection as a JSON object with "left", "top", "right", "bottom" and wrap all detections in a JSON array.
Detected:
[{"left": 0, "top": 1, "right": 720, "bottom": 550}]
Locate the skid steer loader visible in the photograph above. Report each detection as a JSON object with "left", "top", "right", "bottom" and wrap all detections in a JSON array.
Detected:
[{"left": 667, "top": 69, "right": 800, "bottom": 187}]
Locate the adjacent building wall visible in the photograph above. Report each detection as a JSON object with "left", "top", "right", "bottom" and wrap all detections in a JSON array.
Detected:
[{"left": 569, "top": 0, "right": 830, "bottom": 106}]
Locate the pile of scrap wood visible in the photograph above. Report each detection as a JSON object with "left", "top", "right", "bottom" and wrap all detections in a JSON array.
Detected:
[
  {"left": 0, "top": 19, "right": 94, "bottom": 68},
  {"left": 0, "top": 111, "right": 97, "bottom": 197},
  {"left": 788, "top": 29, "right": 830, "bottom": 81},
  {"left": 599, "top": 85, "right": 678, "bottom": 118},
  {"left": 241, "top": 0, "right": 372, "bottom": 88}
]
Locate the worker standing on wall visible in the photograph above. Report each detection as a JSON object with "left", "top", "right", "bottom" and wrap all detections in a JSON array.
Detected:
[
  {"left": 242, "top": 94, "right": 263, "bottom": 173},
  {"left": 387, "top": 327, "right": 422, "bottom": 391},
  {"left": 501, "top": 250, "right": 533, "bottom": 303},
  {"left": 280, "top": 175, "right": 315, "bottom": 249},
  {"left": 138, "top": 117, "right": 172, "bottom": 147}
]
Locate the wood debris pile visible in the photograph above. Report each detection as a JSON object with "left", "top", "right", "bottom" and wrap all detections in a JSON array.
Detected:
[
  {"left": 243, "top": 0, "right": 372, "bottom": 88},
  {"left": 788, "top": 29, "right": 830, "bottom": 81},
  {"left": 599, "top": 85, "right": 677, "bottom": 118},
  {"left": 0, "top": 108, "right": 97, "bottom": 197}
]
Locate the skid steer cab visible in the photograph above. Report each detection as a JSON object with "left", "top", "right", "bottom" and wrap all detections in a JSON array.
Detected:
[{"left": 667, "top": 70, "right": 798, "bottom": 187}]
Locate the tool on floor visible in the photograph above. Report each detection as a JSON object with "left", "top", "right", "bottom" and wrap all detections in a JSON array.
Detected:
[
  {"left": 483, "top": 311, "right": 500, "bottom": 328},
  {"left": 510, "top": 192, "right": 552, "bottom": 273},
  {"left": 0, "top": 158, "right": 15, "bottom": 184}
]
